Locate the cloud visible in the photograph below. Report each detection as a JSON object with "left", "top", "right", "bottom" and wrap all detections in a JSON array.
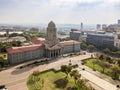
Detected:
[{"left": 0, "top": 0, "right": 119, "bottom": 24}]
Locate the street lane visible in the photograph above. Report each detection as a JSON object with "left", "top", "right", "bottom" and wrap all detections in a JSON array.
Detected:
[{"left": 79, "top": 70, "right": 117, "bottom": 90}]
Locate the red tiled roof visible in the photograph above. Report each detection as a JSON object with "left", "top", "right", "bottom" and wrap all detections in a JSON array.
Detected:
[
  {"left": 7, "top": 44, "right": 45, "bottom": 54},
  {"left": 60, "top": 40, "right": 80, "bottom": 46},
  {"left": 31, "top": 38, "right": 45, "bottom": 44}
]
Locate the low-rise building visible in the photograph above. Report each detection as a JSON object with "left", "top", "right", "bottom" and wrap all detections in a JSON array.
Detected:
[
  {"left": 103, "top": 20, "right": 120, "bottom": 32},
  {"left": 29, "top": 28, "right": 39, "bottom": 33},
  {"left": 0, "top": 36, "right": 26, "bottom": 43},
  {"left": 70, "top": 30, "right": 87, "bottom": 41},
  {"left": 70, "top": 31, "right": 82, "bottom": 41}
]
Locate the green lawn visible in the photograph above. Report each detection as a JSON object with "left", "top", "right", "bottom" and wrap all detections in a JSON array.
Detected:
[
  {"left": 27, "top": 70, "right": 76, "bottom": 90},
  {"left": 84, "top": 58, "right": 120, "bottom": 79},
  {"left": 27, "top": 69, "right": 92, "bottom": 90}
]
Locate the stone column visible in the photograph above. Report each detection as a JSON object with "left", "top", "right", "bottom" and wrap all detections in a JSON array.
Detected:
[
  {"left": 51, "top": 50, "right": 52, "bottom": 58},
  {"left": 59, "top": 49, "right": 60, "bottom": 56},
  {"left": 57, "top": 49, "right": 59, "bottom": 57},
  {"left": 55, "top": 50, "right": 56, "bottom": 58},
  {"left": 46, "top": 49, "right": 47, "bottom": 57},
  {"left": 56, "top": 50, "right": 58, "bottom": 57},
  {"left": 50, "top": 51, "right": 51, "bottom": 58}
]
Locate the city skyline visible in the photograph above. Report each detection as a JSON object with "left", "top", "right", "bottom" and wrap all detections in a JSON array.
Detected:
[{"left": 0, "top": 0, "right": 120, "bottom": 24}]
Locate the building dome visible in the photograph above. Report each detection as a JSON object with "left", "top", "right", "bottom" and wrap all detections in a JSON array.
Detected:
[{"left": 48, "top": 21, "right": 56, "bottom": 27}]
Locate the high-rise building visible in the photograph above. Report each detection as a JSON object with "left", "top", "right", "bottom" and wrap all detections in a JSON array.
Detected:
[
  {"left": 80, "top": 22, "right": 83, "bottom": 30},
  {"left": 102, "top": 24, "right": 107, "bottom": 30},
  {"left": 96, "top": 24, "right": 101, "bottom": 30},
  {"left": 118, "top": 19, "right": 120, "bottom": 25},
  {"left": 6, "top": 30, "right": 9, "bottom": 38}
]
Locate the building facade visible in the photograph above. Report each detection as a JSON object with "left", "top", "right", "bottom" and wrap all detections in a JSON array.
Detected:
[
  {"left": 7, "top": 21, "right": 80, "bottom": 64},
  {"left": 70, "top": 30, "right": 87, "bottom": 42},
  {"left": 86, "top": 32, "right": 119, "bottom": 48},
  {"left": 96, "top": 24, "right": 101, "bottom": 30},
  {"left": 118, "top": 19, "right": 120, "bottom": 25},
  {"left": 102, "top": 20, "right": 120, "bottom": 32}
]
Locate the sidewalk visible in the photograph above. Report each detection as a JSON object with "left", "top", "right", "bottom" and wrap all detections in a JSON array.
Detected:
[
  {"left": 80, "top": 70, "right": 117, "bottom": 90},
  {"left": 83, "top": 65, "right": 120, "bottom": 85},
  {"left": 78, "top": 63, "right": 120, "bottom": 90}
]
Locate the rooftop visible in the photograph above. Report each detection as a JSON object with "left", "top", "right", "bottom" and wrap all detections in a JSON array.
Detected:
[
  {"left": 60, "top": 40, "right": 80, "bottom": 46},
  {"left": 88, "top": 32, "right": 115, "bottom": 37},
  {"left": 48, "top": 21, "right": 56, "bottom": 27},
  {"left": 31, "top": 38, "right": 45, "bottom": 44},
  {"left": 7, "top": 44, "right": 45, "bottom": 54}
]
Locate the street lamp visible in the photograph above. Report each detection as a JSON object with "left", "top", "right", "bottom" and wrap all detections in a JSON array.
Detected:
[{"left": 69, "top": 60, "right": 72, "bottom": 66}]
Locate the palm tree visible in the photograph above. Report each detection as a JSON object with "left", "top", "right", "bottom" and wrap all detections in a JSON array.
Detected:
[{"left": 70, "top": 70, "right": 81, "bottom": 84}]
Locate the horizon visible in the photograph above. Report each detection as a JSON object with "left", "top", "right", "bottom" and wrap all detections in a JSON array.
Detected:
[{"left": 0, "top": 0, "right": 120, "bottom": 24}]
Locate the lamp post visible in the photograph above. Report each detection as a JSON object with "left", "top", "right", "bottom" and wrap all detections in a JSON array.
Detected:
[{"left": 69, "top": 60, "right": 72, "bottom": 66}]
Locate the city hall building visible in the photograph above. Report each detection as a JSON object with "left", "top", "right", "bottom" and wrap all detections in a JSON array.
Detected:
[{"left": 7, "top": 21, "right": 80, "bottom": 64}]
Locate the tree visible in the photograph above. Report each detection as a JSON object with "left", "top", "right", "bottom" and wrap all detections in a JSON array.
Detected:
[
  {"left": 97, "top": 60, "right": 110, "bottom": 73},
  {"left": 9, "top": 33, "right": 20, "bottom": 37},
  {"left": 0, "top": 57, "right": 4, "bottom": 67},
  {"left": 12, "top": 41, "right": 21, "bottom": 46},
  {"left": 111, "top": 65, "right": 120, "bottom": 79},
  {"left": 91, "top": 59, "right": 97, "bottom": 70},
  {"left": 62, "top": 37, "right": 71, "bottom": 41},
  {"left": 103, "top": 48, "right": 110, "bottom": 54},
  {"left": 105, "top": 56, "right": 112, "bottom": 63},
  {"left": 70, "top": 70, "right": 81, "bottom": 84},
  {"left": 32, "top": 70, "right": 40, "bottom": 81},
  {"left": 117, "top": 59, "right": 120, "bottom": 66},
  {"left": 110, "top": 46, "right": 118, "bottom": 52},
  {"left": 115, "top": 51, "right": 120, "bottom": 57},
  {"left": 80, "top": 42, "right": 88, "bottom": 50},
  {"left": 38, "top": 33, "right": 46, "bottom": 38},
  {"left": 88, "top": 45, "right": 95, "bottom": 52},
  {"left": 76, "top": 79, "right": 90, "bottom": 89},
  {"left": 61, "top": 65, "right": 72, "bottom": 78},
  {"left": 99, "top": 54, "right": 104, "bottom": 60}
]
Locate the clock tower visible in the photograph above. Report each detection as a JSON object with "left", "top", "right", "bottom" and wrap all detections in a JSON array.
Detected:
[{"left": 46, "top": 21, "right": 59, "bottom": 47}]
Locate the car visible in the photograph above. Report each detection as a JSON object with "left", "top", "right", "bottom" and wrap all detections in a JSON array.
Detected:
[{"left": 0, "top": 84, "right": 7, "bottom": 90}]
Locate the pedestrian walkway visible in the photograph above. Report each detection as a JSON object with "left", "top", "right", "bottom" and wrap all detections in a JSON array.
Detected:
[
  {"left": 83, "top": 65, "right": 120, "bottom": 85},
  {"left": 79, "top": 70, "right": 118, "bottom": 90}
]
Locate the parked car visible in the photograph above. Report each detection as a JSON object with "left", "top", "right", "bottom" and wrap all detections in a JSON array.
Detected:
[{"left": 0, "top": 84, "right": 7, "bottom": 90}]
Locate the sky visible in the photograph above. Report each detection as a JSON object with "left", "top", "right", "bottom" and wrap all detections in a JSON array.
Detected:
[{"left": 0, "top": 0, "right": 120, "bottom": 24}]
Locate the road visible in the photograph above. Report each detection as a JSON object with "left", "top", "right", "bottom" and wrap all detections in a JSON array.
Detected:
[
  {"left": 79, "top": 70, "right": 117, "bottom": 90},
  {"left": 0, "top": 52, "right": 119, "bottom": 90}
]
